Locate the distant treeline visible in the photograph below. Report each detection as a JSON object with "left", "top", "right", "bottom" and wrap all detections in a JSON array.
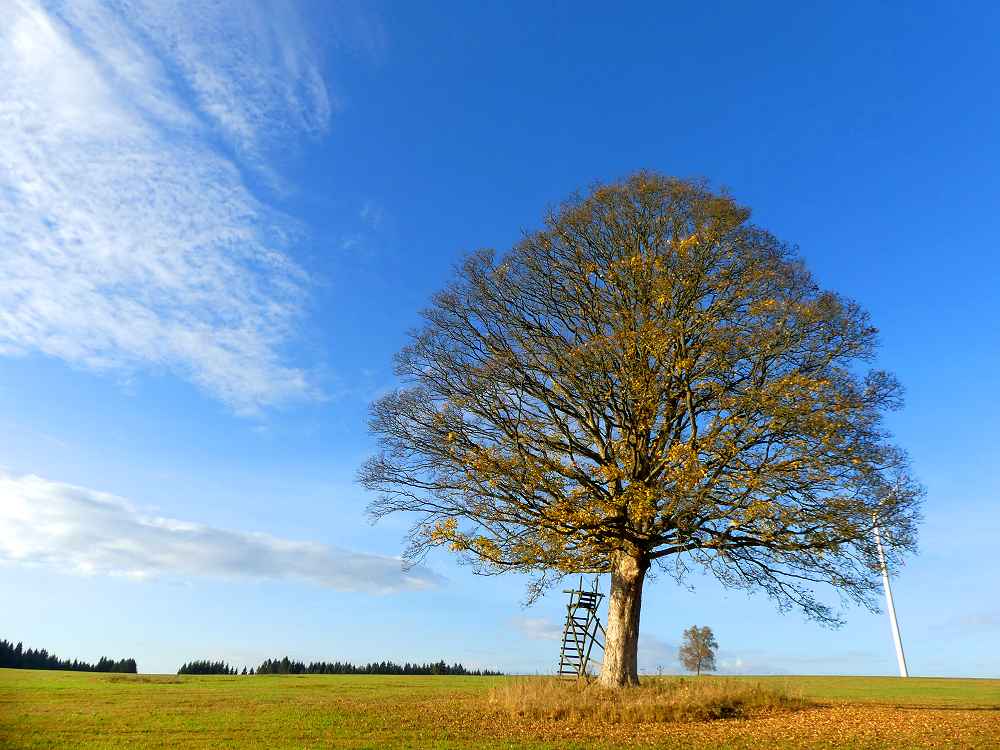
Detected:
[
  {"left": 177, "top": 660, "right": 246, "bottom": 675},
  {"left": 0, "top": 639, "right": 137, "bottom": 673},
  {"left": 256, "top": 657, "right": 502, "bottom": 676},
  {"left": 175, "top": 657, "right": 501, "bottom": 676}
]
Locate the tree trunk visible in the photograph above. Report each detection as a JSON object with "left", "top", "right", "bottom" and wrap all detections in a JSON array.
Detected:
[{"left": 598, "top": 552, "right": 649, "bottom": 687}]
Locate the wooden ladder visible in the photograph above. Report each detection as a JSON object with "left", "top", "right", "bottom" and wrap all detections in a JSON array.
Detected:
[{"left": 557, "top": 578, "right": 606, "bottom": 678}]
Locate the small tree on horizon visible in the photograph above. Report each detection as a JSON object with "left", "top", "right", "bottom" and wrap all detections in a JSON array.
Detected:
[
  {"left": 360, "top": 172, "right": 922, "bottom": 688},
  {"left": 678, "top": 625, "right": 718, "bottom": 675}
]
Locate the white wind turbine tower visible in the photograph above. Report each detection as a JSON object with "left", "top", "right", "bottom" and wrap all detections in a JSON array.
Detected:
[{"left": 873, "top": 512, "right": 908, "bottom": 677}]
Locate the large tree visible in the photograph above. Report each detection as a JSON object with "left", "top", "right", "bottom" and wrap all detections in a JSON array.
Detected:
[
  {"left": 360, "top": 173, "right": 922, "bottom": 687},
  {"left": 678, "top": 625, "right": 718, "bottom": 676}
]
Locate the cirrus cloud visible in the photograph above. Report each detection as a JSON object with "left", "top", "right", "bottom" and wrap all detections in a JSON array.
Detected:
[
  {"left": 0, "top": 471, "right": 442, "bottom": 594},
  {"left": 511, "top": 616, "right": 562, "bottom": 642},
  {"left": 0, "top": 0, "right": 341, "bottom": 412}
]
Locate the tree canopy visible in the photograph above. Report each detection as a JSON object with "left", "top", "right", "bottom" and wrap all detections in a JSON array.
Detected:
[
  {"left": 678, "top": 625, "right": 718, "bottom": 675},
  {"left": 360, "top": 172, "right": 922, "bottom": 686}
]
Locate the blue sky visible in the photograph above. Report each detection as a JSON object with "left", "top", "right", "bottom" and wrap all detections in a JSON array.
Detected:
[{"left": 1, "top": 0, "right": 998, "bottom": 677}]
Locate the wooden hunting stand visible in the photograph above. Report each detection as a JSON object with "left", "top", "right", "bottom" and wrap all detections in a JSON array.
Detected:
[{"left": 557, "top": 577, "right": 606, "bottom": 678}]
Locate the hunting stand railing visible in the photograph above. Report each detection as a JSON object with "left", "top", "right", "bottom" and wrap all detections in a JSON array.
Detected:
[{"left": 557, "top": 577, "right": 606, "bottom": 678}]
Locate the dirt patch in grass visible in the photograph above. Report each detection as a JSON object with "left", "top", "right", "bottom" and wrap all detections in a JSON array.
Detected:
[
  {"left": 104, "top": 675, "right": 183, "bottom": 685},
  {"left": 490, "top": 676, "right": 808, "bottom": 724}
]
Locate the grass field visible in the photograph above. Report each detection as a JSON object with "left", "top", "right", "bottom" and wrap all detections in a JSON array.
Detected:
[{"left": 1, "top": 668, "right": 998, "bottom": 749}]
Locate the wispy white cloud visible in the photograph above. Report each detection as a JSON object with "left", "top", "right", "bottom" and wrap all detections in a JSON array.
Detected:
[
  {"left": 335, "top": 199, "right": 392, "bottom": 261},
  {"left": 0, "top": 1, "right": 339, "bottom": 412},
  {"left": 638, "top": 633, "right": 678, "bottom": 674},
  {"left": 0, "top": 471, "right": 441, "bottom": 593},
  {"left": 701, "top": 648, "right": 883, "bottom": 675},
  {"left": 512, "top": 616, "right": 562, "bottom": 642},
  {"left": 359, "top": 200, "right": 386, "bottom": 230},
  {"left": 933, "top": 611, "right": 1000, "bottom": 634},
  {"left": 111, "top": 0, "right": 333, "bottom": 166}
]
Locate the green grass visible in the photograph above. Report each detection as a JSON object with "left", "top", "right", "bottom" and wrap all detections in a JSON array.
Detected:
[
  {"left": 1, "top": 668, "right": 998, "bottom": 749},
  {"left": 2, "top": 670, "right": 504, "bottom": 750},
  {"left": 727, "top": 673, "right": 1000, "bottom": 707}
]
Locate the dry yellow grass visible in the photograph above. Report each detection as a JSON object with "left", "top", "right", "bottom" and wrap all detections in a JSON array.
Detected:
[{"left": 491, "top": 675, "right": 807, "bottom": 723}]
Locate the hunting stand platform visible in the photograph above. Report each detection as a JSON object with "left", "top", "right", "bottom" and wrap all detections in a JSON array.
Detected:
[{"left": 557, "top": 577, "right": 606, "bottom": 678}]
